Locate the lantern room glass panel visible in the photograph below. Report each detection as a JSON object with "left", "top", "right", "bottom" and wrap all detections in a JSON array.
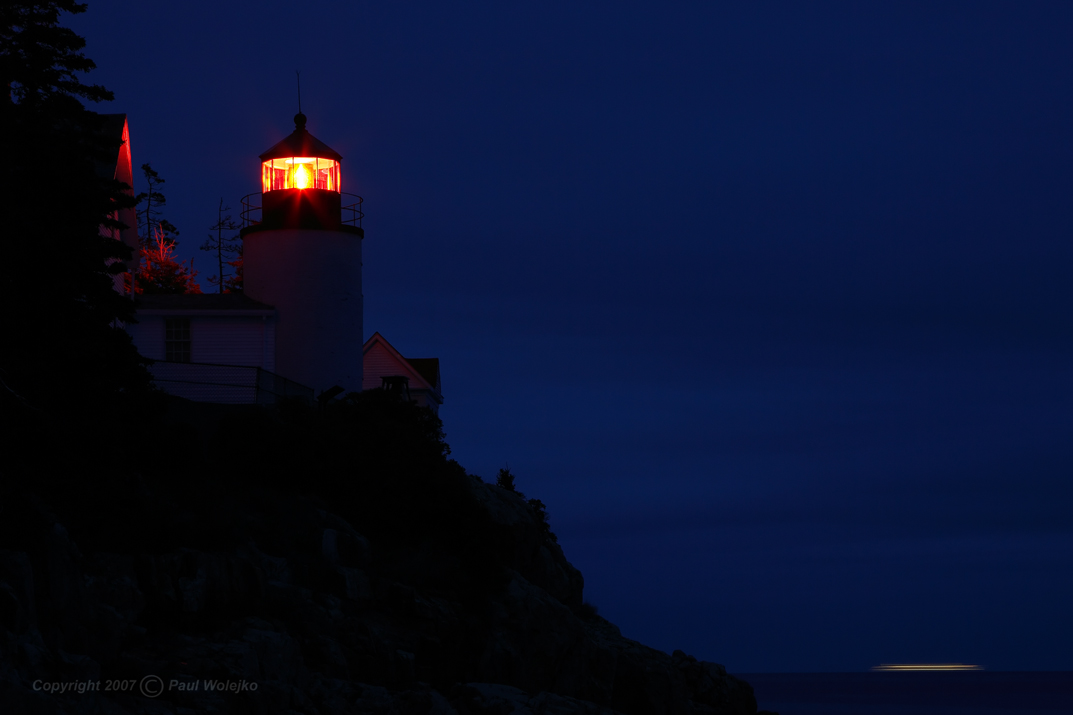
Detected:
[{"left": 261, "top": 157, "right": 340, "bottom": 193}]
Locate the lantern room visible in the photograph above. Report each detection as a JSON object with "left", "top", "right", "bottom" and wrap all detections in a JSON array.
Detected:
[
  {"left": 259, "top": 112, "right": 343, "bottom": 192},
  {"left": 262, "top": 156, "right": 339, "bottom": 192},
  {"left": 243, "top": 112, "right": 362, "bottom": 235}
]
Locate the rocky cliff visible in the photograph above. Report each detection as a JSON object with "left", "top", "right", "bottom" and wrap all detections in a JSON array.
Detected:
[{"left": 0, "top": 396, "right": 766, "bottom": 715}]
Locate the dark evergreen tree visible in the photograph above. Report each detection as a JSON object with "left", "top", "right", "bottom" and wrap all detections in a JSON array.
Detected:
[
  {"left": 496, "top": 466, "right": 519, "bottom": 493},
  {"left": 135, "top": 162, "right": 179, "bottom": 244},
  {"left": 200, "top": 198, "right": 241, "bottom": 293},
  {"left": 0, "top": 1, "right": 110, "bottom": 108},
  {"left": 0, "top": 0, "right": 150, "bottom": 410}
]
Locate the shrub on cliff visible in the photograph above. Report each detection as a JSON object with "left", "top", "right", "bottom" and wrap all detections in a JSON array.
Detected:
[
  {"left": 496, "top": 466, "right": 518, "bottom": 492},
  {"left": 493, "top": 467, "right": 557, "bottom": 544}
]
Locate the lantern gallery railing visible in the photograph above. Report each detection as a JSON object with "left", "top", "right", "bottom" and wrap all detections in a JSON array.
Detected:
[{"left": 240, "top": 192, "right": 364, "bottom": 229}]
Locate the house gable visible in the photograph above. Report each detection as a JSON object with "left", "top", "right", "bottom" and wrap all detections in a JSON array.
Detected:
[
  {"left": 362, "top": 333, "right": 434, "bottom": 392},
  {"left": 362, "top": 332, "right": 443, "bottom": 413}
]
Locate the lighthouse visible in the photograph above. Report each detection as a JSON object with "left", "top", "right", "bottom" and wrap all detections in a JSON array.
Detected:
[
  {"left": 125, "top": 114, "right": 441, "bottom": 409},
  {"left": 240, "top": 112, "right": 365, "bottom": 395}
]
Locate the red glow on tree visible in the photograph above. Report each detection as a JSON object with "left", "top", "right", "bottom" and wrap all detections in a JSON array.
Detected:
[
  {"left": 126, "top": 224, "right": 202, "bottom": 294},
  {"left": 222, "top": 255, "right": 243, "bottom": 294}
]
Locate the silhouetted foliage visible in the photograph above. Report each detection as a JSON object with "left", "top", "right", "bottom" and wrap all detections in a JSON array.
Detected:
[
  {"left": 527, "top": 498, "right": 557, "bottom": 543},
  {"left": 136, "top": 162, "right": 179, "bottom": 244},
  {"left": 207, "top": 390, "right": 512, "bottom": 597},
  {"left": 222, "top": 254, "right": 243, "bottom": 294},
  {"left": 0, "top": 1, "right": 111, "bottom": 107},
  {"left": 496, "top": 466, "right": 518, "bottom": 493},
  {"left": 496, "top": 467, "right": 555, "bottom": 542},
  {"left": 0, "top": 1, "right": 150, "bottom": 412},
  {"left": 1, "top": 2, "right": 161, "bottom": 557},
  {"left": 130, "top": 163, "right": 199, "bottom": 293},
  {"left": 132, "top": 226, "right": 201, "bottom": 294},
  {"left": 201, "top": 198, "right": 241, "bottom": 293}
]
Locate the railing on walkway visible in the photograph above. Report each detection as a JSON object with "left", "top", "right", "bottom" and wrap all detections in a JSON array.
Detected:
[
  {"left": 240, "top": 192, "right": 364, "bottom": 229},
  {"left": 148, "top": 361, "right": 314, "bottom": 405}
]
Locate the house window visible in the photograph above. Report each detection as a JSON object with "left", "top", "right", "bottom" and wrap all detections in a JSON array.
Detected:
[{"left": 165, "top": 318, "right": 191, "bottom": 363}]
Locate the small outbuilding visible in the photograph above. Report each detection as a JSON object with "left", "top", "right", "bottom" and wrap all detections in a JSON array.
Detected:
[{"left": 362, "top": 332, "right": 443, "bottom": 415}]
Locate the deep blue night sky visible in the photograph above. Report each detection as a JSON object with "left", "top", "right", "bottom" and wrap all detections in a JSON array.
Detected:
[{"left": 71, "top": 1, "right": 1073, "bottom": 672}]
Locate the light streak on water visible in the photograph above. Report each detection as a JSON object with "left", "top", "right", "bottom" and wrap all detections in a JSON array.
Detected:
[{"left": 871, "top": 663, "right": 983, "bottom": 672}]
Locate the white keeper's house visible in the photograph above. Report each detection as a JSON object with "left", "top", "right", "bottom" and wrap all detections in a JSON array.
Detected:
[{"left": 106, "top": 113, "right": 443, "bottom": 414}]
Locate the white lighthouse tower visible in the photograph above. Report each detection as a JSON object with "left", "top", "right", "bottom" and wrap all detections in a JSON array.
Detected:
[{"left": 241, "top": 112, "right": 365, "bottom": 395}]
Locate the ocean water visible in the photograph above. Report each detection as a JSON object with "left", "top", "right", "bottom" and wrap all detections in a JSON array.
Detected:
[{"left": 734, "top": 671, "right": 1073, "bottom": 715}]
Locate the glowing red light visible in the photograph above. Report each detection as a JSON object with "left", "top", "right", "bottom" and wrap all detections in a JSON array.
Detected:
[{"left": 261, "top": 157, "right": 339, "bottom": 193}]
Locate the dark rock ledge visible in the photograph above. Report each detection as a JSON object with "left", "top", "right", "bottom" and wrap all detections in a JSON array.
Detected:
[{"left": 0, "top": 477, "right": 770, "bottom": 715}]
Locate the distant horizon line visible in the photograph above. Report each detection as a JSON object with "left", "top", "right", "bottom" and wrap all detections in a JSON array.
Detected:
[{"left": 731, "top": 668, "right": 1073, "bottom": 675}]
